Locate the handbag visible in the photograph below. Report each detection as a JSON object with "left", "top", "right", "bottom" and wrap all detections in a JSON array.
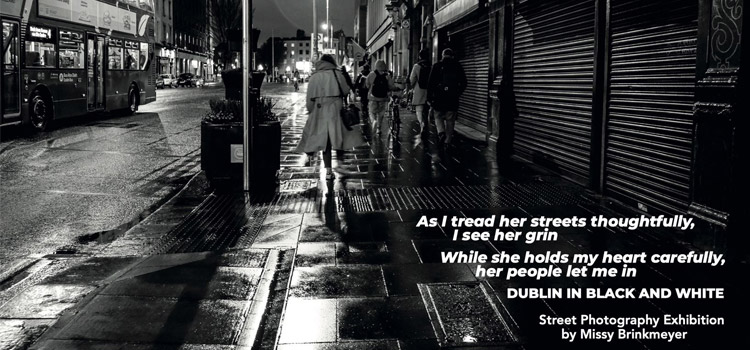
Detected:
[{"left": 333, "top": 71, "right": 360, "bottom": 130}]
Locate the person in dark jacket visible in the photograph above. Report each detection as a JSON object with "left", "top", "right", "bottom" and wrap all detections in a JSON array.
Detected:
[
  {"left": 355, "top": 65, "right": 371, "bottom": 122},
  {"left": 340, "top": 66, "right": 355, "bottom": 102},
  {"left": 409, "top": 48, "right": 431, "bottom": 134},
  {"left": 427, "top": 48, "right": 467, "bottom": 146}
]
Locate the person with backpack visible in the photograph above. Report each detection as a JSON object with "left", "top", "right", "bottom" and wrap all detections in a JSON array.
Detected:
[
  {"left": 409, "top": 48, "right": 431, "bottom": 134},
  {"left": 427, "top": 48, "right": 467, "bottom": 146},
  {"left": 366, "top": 60, "right": 401, "bottom": 135},
  {"left": 355, "top": 65, "right": 371, "bottom": 122}
]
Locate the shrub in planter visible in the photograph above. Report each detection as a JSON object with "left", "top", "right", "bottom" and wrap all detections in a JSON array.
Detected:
[
  {"left": 253, "top": 97, "right": 281, "bottom": 183},
  {"left": 201, "top": 99, "right": 244, "bottom": 184}
]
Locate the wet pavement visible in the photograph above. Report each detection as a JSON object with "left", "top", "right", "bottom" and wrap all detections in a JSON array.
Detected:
[
  {"left": 0, "top": 85, "right": 226, "bottom": 274},
  {"left": 1, "top": 82, "right": 745, "bottom": 349}
]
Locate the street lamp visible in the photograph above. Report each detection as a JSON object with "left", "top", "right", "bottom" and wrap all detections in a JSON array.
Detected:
[{"left": 257, "top": 64, "right": 264, "bottom": 71}]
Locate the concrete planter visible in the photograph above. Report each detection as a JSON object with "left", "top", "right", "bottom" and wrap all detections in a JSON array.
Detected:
[{"left": 200, "top": 120, "right": 281, "bottom": 188}]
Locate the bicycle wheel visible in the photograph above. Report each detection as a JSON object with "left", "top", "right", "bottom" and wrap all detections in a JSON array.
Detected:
[{"left": 391, "top": 107, "right": 400, "bottom": 136}]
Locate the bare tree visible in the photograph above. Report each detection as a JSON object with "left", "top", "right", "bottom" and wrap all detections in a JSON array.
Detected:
[{"left": 211, "top": 0, "right": 243, "bottom": 70}]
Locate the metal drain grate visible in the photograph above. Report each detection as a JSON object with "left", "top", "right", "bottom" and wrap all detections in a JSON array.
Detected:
[
  {"left": 419, "top": 282, "right": 520, "bottom": 348},
  {"left": 149, "top": 183, "right": 587, "bottom": 253},
  {"left": 148, "top": 194, "right": 273, "bottom": 254},
  {"left": 335, "top": 183, "right": 587, "bottom": 213}
]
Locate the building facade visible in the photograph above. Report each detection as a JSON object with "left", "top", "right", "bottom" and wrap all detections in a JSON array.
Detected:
[
  {"left": 282, "top": 37, "right": 313, "bottom": 74},
  {"left": 174, "top": 0, "right": 213, "bottom": 79},
  {"left": 354, "top": 0, "right": 368, "bottom": 47},
  {"left": 360, "top": 0, "right": 748, "bottom": 257},
  {"left": 154, "top": 0, "right": 174, "bottom": 75}
]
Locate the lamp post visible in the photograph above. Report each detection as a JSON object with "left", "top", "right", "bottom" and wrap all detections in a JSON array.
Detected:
[
  {"left": 272, "top": 28, "right": 275, "bottom": 81},
  {"left": 312, "top": 0, "right": 317, "bottom": 61},
  {"left": 242, "top": 0, "right": 253, "bottom": 191}
]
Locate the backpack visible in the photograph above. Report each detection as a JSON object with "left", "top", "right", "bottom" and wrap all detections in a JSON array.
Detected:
[
  {"left": 417, "top": 62, "right": 430, "bottom": 89},
  {"left": 437, "top": 62, "right": 462, "bottom": 96},
  {"left": 371, "top": 72, "right": 389, "bottom": 98}
]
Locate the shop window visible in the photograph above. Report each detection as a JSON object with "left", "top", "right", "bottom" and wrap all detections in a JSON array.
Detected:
[
  {"left": 24, "top": 25, "right": 56, "bottom": 68},
  {"left": 58, "top": 30, "right": 84, "bottom": 69},
  {"left": 108, "top": 38, "right": 123, "bottom": 69}
]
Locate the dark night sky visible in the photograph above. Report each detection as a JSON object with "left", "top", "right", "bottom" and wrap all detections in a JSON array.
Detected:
[{"left": 253, "top": 0, "right": 357, "bottom": 45}]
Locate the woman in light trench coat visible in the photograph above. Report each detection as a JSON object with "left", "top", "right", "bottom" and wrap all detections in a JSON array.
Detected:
[{"left": 295, "top": 54, "right": 365, "bottom": 179}]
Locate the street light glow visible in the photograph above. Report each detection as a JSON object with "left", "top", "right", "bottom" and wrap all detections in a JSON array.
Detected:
[{"left": 322, "top": 23, "right": 328, "bottom": 30}]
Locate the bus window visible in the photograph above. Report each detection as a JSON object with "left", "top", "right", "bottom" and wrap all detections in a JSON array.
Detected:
[
  {"left": 139, "top": 42, "right": 149, "bottom": 70},
  {"left": 124, "top": 40, "right": 139, "bottom": 70},
  {"left": 25, "top": 25, "right": 56, "bottom": 68},
  {"left": 3, "top": 21, "right": 20, "bottom": 114},
  {"left": 108, "top": 38, "right": 123, "bottom": 69},
  {"left": 59, "top": 31, "right": 84, "bottom": 69}
]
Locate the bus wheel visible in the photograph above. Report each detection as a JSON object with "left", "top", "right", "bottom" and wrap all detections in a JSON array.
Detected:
[
  {"left": 127, "top": 86, "right": 139, "bottom": 115},
  {"left": 30, "top": 92, "right": 52, "bottom": 132}
]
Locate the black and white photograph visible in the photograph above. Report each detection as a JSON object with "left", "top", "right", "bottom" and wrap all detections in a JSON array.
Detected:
[{"left": 0, "top": 0, "right": 747, "bottom": 349}]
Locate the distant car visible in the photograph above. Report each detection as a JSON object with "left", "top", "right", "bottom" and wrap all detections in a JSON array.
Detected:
[
  {"left": 156, "top": 75, "right": 164, "bottom": 88},
  {"left": 195, "top": 77, "right": 205, "bottom": 87},
  {"left": 159, "top": 74, "right": 176, "bottom": 88},
  {"left": 177, "top": 73, "right": 197, "bottom": 87}
]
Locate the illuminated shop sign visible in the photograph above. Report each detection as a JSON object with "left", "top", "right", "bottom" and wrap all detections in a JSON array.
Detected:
[
  {"left": 27, "top": 25, "right": 57, "bottom": 44},
  {"left": 29, "top": 26, "right": 53, "bottom": 40}
]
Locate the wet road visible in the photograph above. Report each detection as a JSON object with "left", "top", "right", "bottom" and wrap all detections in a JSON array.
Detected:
[{"left": 0, "top": 85, "right": 232, "bottom": 273}]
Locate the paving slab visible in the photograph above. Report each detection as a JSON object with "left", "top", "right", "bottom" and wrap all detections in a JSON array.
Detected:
[
  {"left": 101, "top": 266, "right": 262, "bottom": 300},
  {"left": 0, "top": 285, "right": 95, "bottom": 319},
  {"left": 35, "top": 340, "right": 250, "bottom": 349},
  {"left": 276, "top": 340, "right": 399, "bottom": 350},
  {"left": 337, "top": 296, "right": 436, "bottom": 340},
  {"left": 0, "top": 319, "right": 55, "bottom": 350},
  {"left": 54, "top": 295, "right": 249, "bottom": 345},
  {"left": 289, "top": 266, "right": 386, "bottom": 298},
  {"left": 277, "top": 298, "right": 337, "bottom": 344}
]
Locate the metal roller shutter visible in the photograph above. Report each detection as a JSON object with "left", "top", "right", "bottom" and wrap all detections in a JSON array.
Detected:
[
  {"left": 449, "top": 21, "right": 490, "bottom": 133},
  {"left": 604, "top": 0, "right": 698, "bottom": 214},
  {"left": 511, "top": 0, "right": 596, "bottom": 185}
]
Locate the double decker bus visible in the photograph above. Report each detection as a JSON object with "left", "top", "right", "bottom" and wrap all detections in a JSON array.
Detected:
[{"left": 2, "top": 0, "right": 157, "bottom": 131}]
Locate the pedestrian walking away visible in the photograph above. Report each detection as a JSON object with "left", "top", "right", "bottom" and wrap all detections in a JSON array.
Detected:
[
  {"left": 341, "top": 66, "right": 355, "bottom": 103},
  {"left": 295, "top": 54, "right": 365, "bottom": 180},
  {"left": 355, "top": 65, "right": 371, "bottom": 124},
  {"left": 427, "top": 48, "right": 467, "bottom": 146},
  {"left": 410, "top": 48, "right": 431, "bottom": 134},
  {"left": 366, "top": 60, "right": 401, "bottom": 135},
  {"left": 293, "top": 69, "right": 301, "bottom": 91}
]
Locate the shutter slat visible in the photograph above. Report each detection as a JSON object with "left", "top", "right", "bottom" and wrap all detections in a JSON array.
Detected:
[
  {"left": 512, "top": 0, "right": 595, "bottom": 185},
  {"left": 604, "top": 0, "right": 698, "bottom": 214},
  {"left": 449, "top": 22, "right": 490, "bottom": 133}
]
